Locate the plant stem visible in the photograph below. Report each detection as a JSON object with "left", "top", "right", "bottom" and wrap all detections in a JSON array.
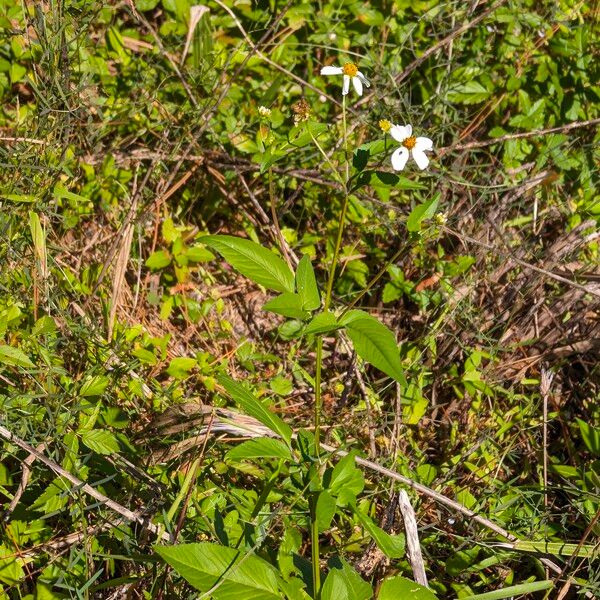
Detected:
[{"left": 311, "top": 94, "right": 350, "bottom": 600}]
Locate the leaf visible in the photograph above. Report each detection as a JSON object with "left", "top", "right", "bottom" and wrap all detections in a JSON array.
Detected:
[
  {"left": 354, "top": 510, "right": 405, "bottom": 559},
  {"left": 263, "top": 293, "right": 310, "bottom": 320},
  {"left": 576, "top": 418, "right": 600, "bottom": 457},
  {"left": 315, "top": 490, "right": 336, "bottom": 533},
  {"left": 226, "top": 438, "right": 291, "bottom": 461},
  {"left": 339, "top": 311, "right": 406, "bottom": 385},
  {"left": 53, "top": 184, "right": 90, "bottom": 205},
  {"left": 352, "top": 148, "right": 370, "bottom": 172},
  {"left": 378, "top": 575, "right": 437, "bottom": 599},
  {"left": 328, "top": 453, "right": 364, "bottom": 507},
  {"left": 79, "top": 375, "right": 109, "bottom": 397},
  {"left": 458, "top": 580, "right": 553, "bottom": 600},
  {"left": 304, "top": 312, "right": 340, "bottom": 335},
  {"left": 167, "top": 357, "right": 196, "bottom": 378},
  {"left": 81, "top": 429, "right": 120, "bottom": 455},
  {"left": 155, "top": 542, "right": 282, "bottom": 599},
  {"left": 0, "top": 345, "right": 35, "bottom": 368},
  {"left": 201, "top": 235, "right": 294, "bottom": 293},
  {"left": 447, "top": 80, "right": 491, "bottom": 104},
  {"left": 407, "top": 194, "right": 440, "bottom": 232},
  {"left": 0, "top": 544, "right": 25, "bottom": 585},
  {"left": 145, "top": 250, "right": 172, "bottom": 270},
  {"left": 295, "top": 255, "right": 320, "bottom": 310},
  {"left": 321, "top": 558, "right": 372, "bottom": 600},
  {"left": 0, "top": 193, "right": 36, "bottom": 203},
  {"left": 218, "top": 374, "right": 292, "bottom": 445}
]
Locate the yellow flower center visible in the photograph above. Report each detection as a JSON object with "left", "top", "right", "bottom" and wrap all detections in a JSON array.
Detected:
[
  {"left": 402, "top": 136, "right": 417, "bottom": 150},
  {"left": 342, "top": 62, "right": 358, "bottom": 77},
  {"left": 379, "top": 119, "right": 392, "bottom": 133}
]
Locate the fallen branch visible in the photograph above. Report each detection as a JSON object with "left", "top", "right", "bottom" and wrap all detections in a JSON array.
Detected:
[{"left": 0, "top": 423, "right": 169, "bottom": 542}]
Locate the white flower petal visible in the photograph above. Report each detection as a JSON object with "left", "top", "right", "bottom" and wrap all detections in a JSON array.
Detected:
[
  {"left": 320, "top": 66, "right": 343, "bottom": 75},
  {"left": 391, "top": 147, "right": 409, "bottom": 171},
  {"left": 352, "top": 76, "right": 363, "bottom": 96},
  {"left": 415, "top": 136, "right": 433, "bottom": 152},
  {"left": 390, "top": 125, "right": 411, "bottom": 143},
  {"left": 356, "top": 71, "right": 370, "bottom": 87},
  {"left": 342, "top": 75, "right": 350, "bottom": 95},
  {"left": 412, "top": 148, "right": 430, "bottom": 170},
  {"left": 405, "top": 124, "right": 413, "bottom": 137}
]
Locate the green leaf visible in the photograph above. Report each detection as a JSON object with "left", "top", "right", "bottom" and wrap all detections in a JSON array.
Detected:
[
  {"left": 315, "top": 490, "right": 337, "bottom": 533},
  {"left": 304, "top": 312, "right": 340, "bottom": 335},
  {"left": 339, "top": 311, "right": 406, "bottom": 385},
  {"left": 378, "top": 575, "right": 437, "bottom": 599},
  {"left": 0, "top": 544, "right": 25, "bottom": 585},
  {"left": 576, "top": 418, "right": 600, "bottom": 457},
  {"left": 185, "top": 245, "right": 215, "bottom": 263},
  {"left": 79, "top": 375, "right": 109, "bottom": 397},
  {"left": 263, "top": 293, "right": 310, "bottom": 320},
  {"left": 295, "top": 255, "right": 320, "bottom": 311},
  {"left": 201, "top": 235, "right": 294, "bottom": 293},
  {"left": 509, "top": 540, "right": 597, "bottom": 558},
  {"left": 321, "top": 558, "right": 372, "bottom": 600},
  {"left": 218, "top": 374, "right": 292, "bottom": 445},
  {"left": 167, "top": 357, "right": 196, "bottom": 378},
  {"left": 226, "top": 438, "right": 291, "bottom": 461},
  {"left": 155, "top": 542, "right": 282, "bottom": 599},
  {"left": 0, "top": 345, "right": 35, "bottom": 368},
  {"left": 136, "top": 0, "right": 160, "bottom": 11},
  {"left": 407, "top": 194, "right": 440, "bottom": 232},
  {"left": 145, "top": 250, "right": 172, "bottom": 270},
  {"left": 354, "top": 510, "right": 405, "bottom": 559},
  {"left": 328, "top": 453, "right": 364, "bottom": 507},
  {"left": 0, "top": 193, "right": 36, "bottom": 203},
  {"left": 81, "top": 429, "right": 120, "bottom": 455},
  {"left": 458, "top": 580, "right": 553, "bottom": 600},
  {"left": 447, "top": 81, "right": 491, "bottom": 104}
]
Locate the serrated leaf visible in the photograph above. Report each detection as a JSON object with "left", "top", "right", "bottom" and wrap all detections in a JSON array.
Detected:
[
  {"left": 155, "top": 542, "right": 282, "bottom": 599},
  {"left": 304, "top": 312, "right": 339, "bottom": 335},
  {"left": 263, "top": 293, "right": 310, "bottom": 320},
  {"left": 378, "top": 575, "right": 437, "bottom": 599},
  {"left": 0, "top": 345, "right": 35, "bottom": 368},
  {"left": 218, "top": 374, "right": 292, "bottom": 445},
  {"left": 339, "top": 311, "right": 406, "bottom": 385},
  {"left": 295, "top": 255, "right": 320, "bottom": 310},
  {"left": 407, "top": 194, "right": 440, "bottom": 232},
  {"left": 81, "top": 429, "right": 120, "bottom": 455},
  {"left": 201, "top": 235, "right": 294, "bottom": 293},
  {"left": 226, "top": 438, "right": 291, "bottom": 461}
]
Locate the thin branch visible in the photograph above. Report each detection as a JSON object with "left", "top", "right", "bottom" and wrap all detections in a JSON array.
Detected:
[
  {"left": 0, "top": 423, "right": 169, "bottom": 542},
  {"left": 442, "top": 118, "right": 600, "bottom": 153},
  {"left": 442, "top": 226, "right": 600, "bottom": 299}
]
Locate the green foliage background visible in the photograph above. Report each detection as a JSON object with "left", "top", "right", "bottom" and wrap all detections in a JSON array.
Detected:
[{"left": 0, "top": 0, "right": 599, "bottom": 597}]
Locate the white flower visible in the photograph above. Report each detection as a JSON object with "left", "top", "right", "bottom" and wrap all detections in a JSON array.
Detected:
[
  {"left": 320, "top": 62, "right": 370, "bottom": 96},
  {"left": 389, "top": 124, "right": 433, "bottom": 171},
  {"left": 258, "top": 105, "right": 271, "bottom": 117}
]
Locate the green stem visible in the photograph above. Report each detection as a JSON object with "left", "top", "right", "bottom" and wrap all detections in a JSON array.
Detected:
[
  {"left": 341, "top": 245, "right": 405, "bottom": 318},
  {"left": 311, "top": 94, "right": 350, "bottom": 600}
]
